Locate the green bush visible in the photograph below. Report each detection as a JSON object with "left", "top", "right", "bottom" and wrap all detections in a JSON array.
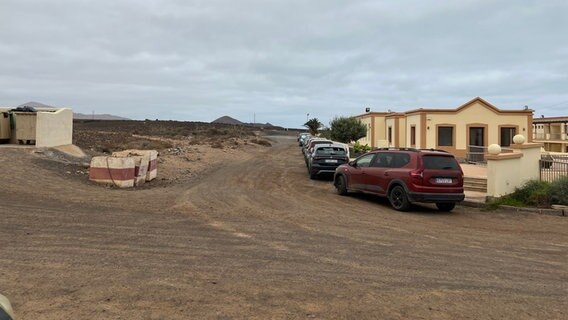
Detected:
[
  {"left": 488, "top": 177, "right": 568, "bottom": 209},
  {"left": 488, "top": 180, "right": 552, "bottom": 208},
  {"left": 329, "top": 116, "right": 367, "bottom": 143},
  {"left": 353, "top": 141, "right": 371, "bottom": 154},
  {"left": 509, "top": 180, "right": 551, "bottom": 207},
  {"left": 551, "top": 176, "right": 568, "bottom": 205}
]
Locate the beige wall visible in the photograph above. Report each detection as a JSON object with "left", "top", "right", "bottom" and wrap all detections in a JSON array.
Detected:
[
  {"left": 358, "top": 116, "right": 373, "bottom": 146},
  {"left": 397, "top": 117, "right": 406, "bottom": 148},
  {"left": 385, "top": 118, "right": 395, "bottom": 147},
  {"left": 355, "top": 113, "right": 387, "bottom": 148},
  {"left": 373, "top": 115, "right": 386, "bottom": 144},
  {"left": 353, "top": 98, "right": 532, "bottom": 154},
  {"left": 425, "top": 101, "right": 530, "bottom": 155},
  {"left": 0, "top": 107, "right": 73, "bottom": 147},
  {"left": 405, "top": 114, "right": 421, "bottom": 148},
  {"left": 36, "top": 108, "right": 73, "bottom": 147},
  {"left": 486, "top": 143, "right": 542, "bottom": 197}
]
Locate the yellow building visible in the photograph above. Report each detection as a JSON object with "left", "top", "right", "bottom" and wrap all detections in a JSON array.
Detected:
[
  {"left": 354, "top": 97, "right": 534, "bottom": 159},
  {"left": 532, "top": 116, "right": 568, "bottom": 153}
]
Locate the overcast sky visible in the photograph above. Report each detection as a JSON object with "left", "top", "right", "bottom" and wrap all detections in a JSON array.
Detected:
[{"left": 1, "top": 0, "right": 567, "bottom": 127}]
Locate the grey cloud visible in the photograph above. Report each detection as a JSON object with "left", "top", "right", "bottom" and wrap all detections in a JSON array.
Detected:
[{"left": 1, "top": 0, "right": 567, "bottom": 127}]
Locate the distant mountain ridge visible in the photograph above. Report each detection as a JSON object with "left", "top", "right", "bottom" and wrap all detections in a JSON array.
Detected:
[
  {"left": 15, "top": 101, "right": 129, "bottom": 120},
  {"left": 73, "top": 113, "right": 130, "bottom": 120}
]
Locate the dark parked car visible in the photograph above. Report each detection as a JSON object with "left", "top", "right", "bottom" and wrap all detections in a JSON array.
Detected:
[
  {"left": 308, "top": 144, "right": 349, "bottom": 179},
  {"left": 303, "top": 139, "right": 333, "bottom": 164},
  {"left": 333, "top": 148, "right": 464, "bottom": 211}
]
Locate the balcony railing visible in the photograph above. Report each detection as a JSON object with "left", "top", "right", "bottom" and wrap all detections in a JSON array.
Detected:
[{"left": 533, "top": 133, "right": 566, "bottom": 141}]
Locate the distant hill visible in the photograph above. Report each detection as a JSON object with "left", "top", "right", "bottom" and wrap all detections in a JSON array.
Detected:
[
  {"left": 16, "top": 101, "right": 129, "bottom": 120},
  {"left": 211, "top": 116, "right": 280, "bottom": 128},
  {"left": 212, "top": 116, "right": 244, "bottom": 125},
  {"left": 73, "top": 113, "right": 130, "bottom": 120},
  {"left": 18, "top": 101, "right": 55, "bottom": 109}
]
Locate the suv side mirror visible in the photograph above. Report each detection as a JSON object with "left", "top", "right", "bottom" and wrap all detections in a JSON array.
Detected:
[
  {"left": 349, "top": 160, "right": 356, "bottom": 167},
  {"left": 0, "top": 294, "right": 15, "bottom": 320}
]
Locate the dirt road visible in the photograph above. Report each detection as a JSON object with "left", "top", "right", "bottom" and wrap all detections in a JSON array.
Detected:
[{"left": 1, "top": 136, "right": 567, "bottom": 319}]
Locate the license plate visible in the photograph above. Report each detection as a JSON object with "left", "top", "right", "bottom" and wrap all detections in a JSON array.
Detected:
[
  {"left": 325, "top": 159, "right": 338, "bottom": 163},
  {"left": 435, "top": 178, "right": 453, "bottom": 184}
]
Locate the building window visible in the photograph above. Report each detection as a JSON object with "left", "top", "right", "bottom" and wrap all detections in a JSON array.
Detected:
[
  {"left": 437, "top": 126, "right": 453, "bottom": 146},
  {"left": 388, "top": 126, "right": 392, "bottom": 144},
  {"left": 410, "top": 126, "right": 416, "bottom": 146},
  {"left": 500, "top": 127, "right": 516, "bottom": 147}
]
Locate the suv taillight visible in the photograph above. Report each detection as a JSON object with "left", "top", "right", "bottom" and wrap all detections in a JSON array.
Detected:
[{"left": 410, "top": 169, "right": 423, "bottom": 183}]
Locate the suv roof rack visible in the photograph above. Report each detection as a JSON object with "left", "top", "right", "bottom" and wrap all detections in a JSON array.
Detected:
[
  {"left": 418, "top": 148, "right": 449, "bottom": 153},
  {"left": 373, "top": 147, "right": 420, "bottom": 152},
  {"left": 371, "top": 147, "right": 449, "bottom": 153}
]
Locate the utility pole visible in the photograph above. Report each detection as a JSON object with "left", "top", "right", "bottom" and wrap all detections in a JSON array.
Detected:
[{"left": 306, "top": 113, "right": 309, "bottom": 122}]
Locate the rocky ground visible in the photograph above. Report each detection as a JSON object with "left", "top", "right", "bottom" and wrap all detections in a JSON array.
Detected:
[{"left": 0, "top": 122, "right": 566, "bottom": 319}]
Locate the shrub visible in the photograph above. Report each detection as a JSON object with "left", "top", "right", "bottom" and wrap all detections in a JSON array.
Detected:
[
  {"left": 353, "top": 141, "right": 371, "bottom": 154},
  {"left": 550, "top": 176, "right": 568, "bottom": 205},
  {"left": 318, "top": 129, "right": 332, "bottom": 140},
  {"left": 509, "top": 180, "right": 551, "bottom": 207},
  {"left": 329, "top": 116, "right": 367, "bottom": 143},
  {"left": 488, "top": 179, "right": 552, "bottom": 209}
]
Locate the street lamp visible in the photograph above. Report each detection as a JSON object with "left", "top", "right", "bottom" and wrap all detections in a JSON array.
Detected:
[{"left": 306, "top": 113, "right": 309, "bottom": 122}]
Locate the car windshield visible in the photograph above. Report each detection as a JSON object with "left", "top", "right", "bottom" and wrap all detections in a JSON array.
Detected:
[
  {"left": 422, "top": 155, "right": 459, "bottom": 170},
  {"left": 316, "top": 147, "right": 346, "bottom": 155}
]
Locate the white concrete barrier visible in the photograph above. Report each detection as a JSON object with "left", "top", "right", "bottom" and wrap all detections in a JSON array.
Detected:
[
  {"left": 112, "top": 149, "right": 158, "bottom": 181},
  {"left": 89, "top": 156, "right": 135, "bottom": 188}
]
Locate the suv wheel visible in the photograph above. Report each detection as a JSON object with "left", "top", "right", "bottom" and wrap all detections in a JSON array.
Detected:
[
  {"left": 436, "top": 202, "right": 456, "bottom": 212},
  {"left": 335, "top": 176, "right": 348, "bottom": 196},
  {"left": 389, "top": 185, "right": 411, "bottom": 211},
  {"left": 309, "top": 167, "right": 317, "bottom": 180}
]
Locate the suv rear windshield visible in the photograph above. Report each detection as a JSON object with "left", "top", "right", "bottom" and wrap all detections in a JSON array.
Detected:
[
  {"left": 422, "top": 155, "right": 459, "bottom": 170},
  {"left": 316, "top": 147, "right": 346, "bottom": 155}
]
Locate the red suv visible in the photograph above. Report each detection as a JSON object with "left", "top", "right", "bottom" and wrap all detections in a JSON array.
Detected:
[{"left": 333, "top": 148, "right": 464, "bottom": 211}]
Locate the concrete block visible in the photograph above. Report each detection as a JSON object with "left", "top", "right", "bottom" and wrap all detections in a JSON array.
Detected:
[
  {"left": 89, "top": 156, "right": 135, "bottom": 188},
  {"left": 113, "top": 149, "right": 158, "bottom": 181},
  {"left": 131, "top": 156, "right": 148, "bottom": 186}
]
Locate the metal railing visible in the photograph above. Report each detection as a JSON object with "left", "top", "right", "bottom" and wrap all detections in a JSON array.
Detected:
[
  {"left": 540, "top": 155, "right": 568, "bottom": 182},
  {"left": 465, "top": 145, "right": 513, "bottom": 164},
  {"left": 533, "top": 133, "right": 566, "bottom": 141}
]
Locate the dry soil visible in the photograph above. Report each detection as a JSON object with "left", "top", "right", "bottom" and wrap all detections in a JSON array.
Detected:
[{"left": 0, "top": 132, "right": 567, "bottom": 319}]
